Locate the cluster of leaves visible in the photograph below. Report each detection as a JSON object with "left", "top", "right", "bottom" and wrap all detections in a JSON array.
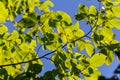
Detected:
[{"left": 0, "top": 0, "right": 120, "bottom": 80}]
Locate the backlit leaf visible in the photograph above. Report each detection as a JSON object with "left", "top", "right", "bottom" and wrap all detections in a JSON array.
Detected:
[
  {"left": 98, "top": 27, "right": 114, "bottom": 44},
  {"left": 109, "top": 19, "right": 120, "bottom": 29},
  {"left": 0, "top": 2, "right": 8, "bottom": 22},
  {"left": 90, "top": 53, "right": 106, "bottom": 67},
  {"left": 112, "top": 6, "right": 120, "bottom": 17},
  {"left": 77, "top": 40, "right": 86, "bottom": 52},
  {"left": 105, "top": 50, "right": 114, "bottom": 66},
  {"left": 85, "top": 43, "right": 94, "bottom": 56},
  {"left": 0, "top": 25, "right": 8, "bottom": 34}
]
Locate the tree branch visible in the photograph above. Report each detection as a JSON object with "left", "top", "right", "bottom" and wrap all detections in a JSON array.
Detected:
[
  {"left": 0, "top": 3, "right": 102, "bottom": 67},
  {"left": 0, "top": 27, "right": 92, "bottom": 67}
]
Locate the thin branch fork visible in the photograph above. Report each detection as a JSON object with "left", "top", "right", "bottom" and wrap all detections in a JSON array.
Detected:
[
  {"left": 0, "top": 27, "right": 93, "bottom": 68},
  {"left": 0, "top": 7, "right": 101, "bottom": 67}
]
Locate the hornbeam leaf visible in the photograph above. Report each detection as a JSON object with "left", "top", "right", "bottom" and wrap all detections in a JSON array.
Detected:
[
  {"left": 89, "top": 5, "right": 97, "bottom": 16},
  {"left": 90, "top": 53, "right": 106, "bottom": 67},
  {"left": 105, "top": 50, "right": 114, "bottom": 66},
  {"left": 109, "top": 19, "right": 120, "bottom": 29},
  {"left": 20, "top": 43, "right": 30, "bottom": 51},
  {"left": 30, "top": 40, "right": 36, "bottom": 50},
  {"left": 0, "top": 2, "right": 8, "bottom": 22},
  {"left": 98, "top": 27, "right": 114, "bottom": 44},
  {"left": 56, "top": 11, "right": 72, "bottom": 26},
  {"left": 77, "top": 40, "right": 86, "bottom": 52},
  {"left": 27, "top": 0, "right": 34, "bottom": 13},
  {"left": 112, "top": 6, "right": 120, "bottom": 17},
  {"left": 78, "top": 4, "right": 88, "bottom": 13},
  {"left": 75, "top": 4, "right": 88, "bottom": 20},
  {"left": 85, "top": 43, "right": 94, "bottom": 56},
  {"left": 84, "top": 66, "right": 101, "bottom": 80},
  {"left": 0, "top": 25, "right": 8, "bottom": 34}
]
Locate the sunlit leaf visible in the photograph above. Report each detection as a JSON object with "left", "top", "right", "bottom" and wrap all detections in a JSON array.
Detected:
[
  {"left": 75, "top": 4, "right": 88, "bottom": 20},
  {"left": 0, "top": 2, "right": 8, "bottom": 22},
  {"left": 85, "top": 43, "right": 94, "bottom": 56},
  {"left": 105, "top": 50, "right": 114, "bottom": 66},
  {"left": 0, "top": 25, "right": 8, "bottom": 34},
  {"left": 89, "top": 5, "right": 97, "bottom": 20},
  {"left": 109, "top": 19, "right": 120, "bottom": 29},
  {"left": 90, "top": 53, "right": 106, "bottom": 67},
  {"left": 77, "top": 40, "right": 86, "bottom": 52},
  {"left": 112, "top": 6, "right": 120, "bottom": 17},
  {"left": 98, "top": 27, "right": 115, "bottom": 44}
]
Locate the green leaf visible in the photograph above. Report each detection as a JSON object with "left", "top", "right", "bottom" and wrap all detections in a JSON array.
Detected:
[
  {"left": 15, "top": 39, "right": 21, "bottom": 45},
  {"left": 75, "top": 12, "right": 88, "bottom": 20},
  {"left": 75, "top": 4, "right": 88, "bottom": 20},
  {"left": 85, "top": 43, "right": 94, "bottom": 56},
  {"left": 7, "top": 30, "right": 19, "bottom": 41},
  {"left": 39, "top": 69, "right": 57, "bottom": 80},
  {"left": 25, "top": 59, "right": 43, "bottom": 72},
  {"left": 0, "top": 68, "right": 9, "bottom": 80},
  {"left": 105, "top": 50, "right": 114, "bottom": 66},
  {"left": 112, "top": 6, "right": 120, "bottom": 17},
  {"left": 0, "top": 25, "right": 8, "bottom": 34},
  {"left": 27, "top": 63, "right": 42, "bottom": 74},
  {"left": 84, "top": 66, "right": 101, "bottom": 80},
  {"left": 80, "top": 59, "right": 90, "bottom": 67},
  {"left": 77, "top": 40, "right": 86, "bottom": 52},
  {"left": 27, "top": 0, "right": 34, "bottom": 13},
  {"left": 11, "top": 51, "right": 22, "bottom": 62},
  {"left": 89, "top": 5, "right": 97, "bottom": 20},
  {"left": 39, "top": 0, "right": 54, "bottom": 12},
  {"left": 56, "top": 11, "right": 72, "bottom": 26},
  {"left": 0, "top": 2, "right": 8, "bottom": 22},
  {"left": 98, "top": 27, "right": 115, "bottom": 44},
  {"left": 90, "top": 53, "right": 106, "bottom": 67},
  {"left": 89, "top": 5, "right": 97, "bottom": 16},
  {"left": 30, "top": 40, "right": 36, "bottom": 50},
  {"left": 73, "top": 23, "right": 84, "bottom": 38},
  {"left": 18, "top": 18, "right": 35, "bottom": 28},
  {"left": 78, "top": 4, "right": 88, "bottom": 13},
  {"left": 36, "top": 36, "right": 43, "bottom": 44},
  {"left": 19, "top": 43, "right": 30, "bottom": 52},
  {"left": 109, "top": 19, "right": 120, "bottom": 29}
]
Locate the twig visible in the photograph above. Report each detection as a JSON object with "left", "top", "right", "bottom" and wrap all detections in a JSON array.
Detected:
[
  {"left": 0, "top": 44, "right": 63, "bottom": 67},
  {"left": 85, "top": 35, "right": 92, "bottom": 39},
  {"left": 0, "top": 26, "right": 93, "bottom": 67},
  {"left": 22, "top": 53, "right": 30, "bottom": 62},
  {"left": 43, "top": 56, "right": 54, "bottom": 62},
  {"left": 0, "top": 2, "right": 102, "bottom": 68}
]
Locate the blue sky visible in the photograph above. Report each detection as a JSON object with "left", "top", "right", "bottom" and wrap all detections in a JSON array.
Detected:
[{"left": 39, "top": 0, "right": 120, "bottom": 78}]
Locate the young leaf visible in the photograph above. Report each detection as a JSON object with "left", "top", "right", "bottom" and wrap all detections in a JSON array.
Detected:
[
  {"left": 90, "top": 53, "right": 106, "bottom": 67},
  {"left": 112, "top": 6, "right": 120, "bottom": 17},
  {"left": 0, "top": 2, "right": 8, "bottom": 22},
  {"left": 98, "top": 27, "right": 115, "bottom": 44},
  {"left": 105, "top": 50, "right": 114, "bottom": 66},
  {"left": 0, "top": 25, "right": 8, "bottom": 34},
  {"left": 85, "top": 43, "right": 94, "bottom": 57},
  {"left": 109, "top": 19, "right": 120, "bottom": 29},
  {"left": 77, "top": 40, "right": 86, "bottom": 52},
  {"left": 75, "top": 4, "right": 88, "bottom": 20}
]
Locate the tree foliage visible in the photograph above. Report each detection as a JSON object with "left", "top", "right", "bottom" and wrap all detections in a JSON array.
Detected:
[{"left": 0, "top": 0, "right": 120, "bottom": 80}]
